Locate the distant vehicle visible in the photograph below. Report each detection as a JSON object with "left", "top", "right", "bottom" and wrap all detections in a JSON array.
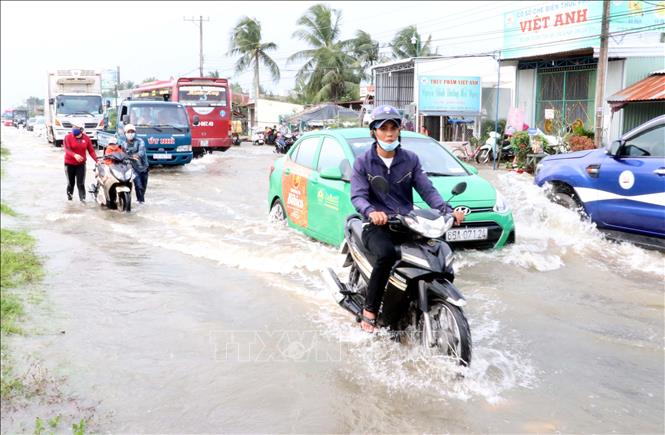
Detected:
[
  {"left": 251, "top": 127, "right": 264, "bottom": 145},
  {"left": 45, "top": 69, "right": 103, "bottom": 147},
  {"left": 3, "top": 110, "right": 14, "bottom": 126},
  {"left": 26, "top": 117, "right": 36, "bottom": 131},
  {"left": 535, "top": 115, "right": 665, "bottom": 250},
  {"left": 97, "top": 100, "right": 194, "bottom": 166},
  {"left": 32, "top": 116, "right": 46, "bottom": 136},
  {"left": 12, "top": 109, "right": 28, "bottom": 128},
  {"left": 130, "top": 77, "right": 232, "bottom": 157},
  {"left": 268, "top": 128, "right": 515, "bottom": 249}
]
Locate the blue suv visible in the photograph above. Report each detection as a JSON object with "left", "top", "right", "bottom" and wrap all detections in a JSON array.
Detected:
[{"left": 534, "top": 115, "right": 665, "bottom": 250}]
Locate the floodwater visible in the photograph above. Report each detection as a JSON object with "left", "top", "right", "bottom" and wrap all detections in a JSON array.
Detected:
[{"left": 1, "top": 126, "right": 663, "bottom": 433}]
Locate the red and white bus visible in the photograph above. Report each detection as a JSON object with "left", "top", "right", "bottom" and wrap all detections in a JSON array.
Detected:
[{"left": 130, "top": 77, "right": 232, "bottom": 156}]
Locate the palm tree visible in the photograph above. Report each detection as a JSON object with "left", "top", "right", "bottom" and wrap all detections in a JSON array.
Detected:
[
  {"left": 390, "top": 25, "right": 436, "bottom": 59},
  {"left": 289, "top": 4, "right": 358, "bottom": 102},
  {"left": 350, "top": 30, "right": 381, "bottom": 84},
  {"left": 207, "top": 70, "right": 220, "bottom": 78},
  {"left": 228, "top": 17, "right": 280, "bottom": 126}
]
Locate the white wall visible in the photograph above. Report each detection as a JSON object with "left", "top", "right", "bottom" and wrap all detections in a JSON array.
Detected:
[
  {"left": 253, "top": 99, "right": 303, "bottom": 129},
  {"left": 515, "top": 68, "right": 536, "bottom": 127}
]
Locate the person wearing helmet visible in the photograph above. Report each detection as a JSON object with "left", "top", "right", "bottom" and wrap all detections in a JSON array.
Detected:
[
  {"left": 119, "top": 124, "right": 149, "bottom": 203},
  {"left": 63, "top": 120, "right": 98, "bottom": 201},
  {"left": 350, "top": 105, "right": 465, "bottom": 332}
]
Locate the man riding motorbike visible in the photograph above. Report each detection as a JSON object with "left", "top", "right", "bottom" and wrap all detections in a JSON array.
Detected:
[{"left": 350, "top": 105, "right": 465, "bottom": 332}]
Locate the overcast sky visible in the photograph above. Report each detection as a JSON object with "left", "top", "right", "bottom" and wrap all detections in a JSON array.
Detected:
[{"left": 1, "top": 0, "right": 542, "bottom": 108}]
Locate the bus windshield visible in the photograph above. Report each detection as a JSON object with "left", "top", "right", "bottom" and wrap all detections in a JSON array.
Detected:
[
  {"left": 129, "top": 105, "right": 189, "bottom": 130},
  {"left": 177, "top": 85, "right": 227, "bottom": 106},
  {"left": 56, "top": 95, "right": 102, "bottom": 115}
]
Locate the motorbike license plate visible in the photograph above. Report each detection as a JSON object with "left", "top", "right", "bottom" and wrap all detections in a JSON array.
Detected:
[
  {"left": 200, "top": 140, "right": 208, "bottom": 147},
  {"left": 153, "top": 153, "right": 171, "bottom": 160},
  {"left": 445, "top": 227, "right": 488, "bottom": 242}
]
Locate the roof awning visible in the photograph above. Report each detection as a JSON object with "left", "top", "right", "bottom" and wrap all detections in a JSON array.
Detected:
[{"left": 607, "top": 70, "right": 665, "bottom": 112}]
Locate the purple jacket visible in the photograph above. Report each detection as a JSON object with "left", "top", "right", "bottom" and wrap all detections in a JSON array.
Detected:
[{"left": 351, "top": 143, "right": 453, "bottom": 219}]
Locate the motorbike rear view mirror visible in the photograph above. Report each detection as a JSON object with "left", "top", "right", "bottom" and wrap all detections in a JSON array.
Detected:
[
  {"left": 371, "top": 176, "right": 390, "bottom": 194},
  {"left": 450, "top": 181, "right": 467, "bottom": 197},
  {"left": 122, "top": 114, "right": 129, "bottom": 123},
  {"left": 193, "top": 115, "right": 200, "bottom": 126}
]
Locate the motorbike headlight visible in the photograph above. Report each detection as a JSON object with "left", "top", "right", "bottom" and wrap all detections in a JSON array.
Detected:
[
  {"left": 176, "top": 145, "right": 191, "bottom": 152},
  {"left": 404, "top": 215, "right": 448, "bottom": 238},
  {"left": 493, "top": 190, "right": 510, "bottom": 213}
]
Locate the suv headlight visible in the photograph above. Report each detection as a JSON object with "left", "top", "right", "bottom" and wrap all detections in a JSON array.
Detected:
[
  {"left": 493, "top": 190, "right": 510, "bottom": 213},
  {"left": 176, "top": 145, "right": 192, "bottom": 152}
]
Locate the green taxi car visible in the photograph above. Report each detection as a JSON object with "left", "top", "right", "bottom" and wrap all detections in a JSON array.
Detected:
[{"left": 268, "top": 128, "right": 515, "bottom": 249}]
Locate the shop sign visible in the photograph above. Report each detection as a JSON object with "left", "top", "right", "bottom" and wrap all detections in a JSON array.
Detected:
[
  {"left": 502, "top": 1, "right": 665, "bottom": 59},
  {"left": 418, "top": 75, "right": 481, "bottom": 115}
]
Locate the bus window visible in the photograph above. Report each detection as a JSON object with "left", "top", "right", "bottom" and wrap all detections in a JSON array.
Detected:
[{"left": 177, "top": 85, "right": 227, "bottom": 106}]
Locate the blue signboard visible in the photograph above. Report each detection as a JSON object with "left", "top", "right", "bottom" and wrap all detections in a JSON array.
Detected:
[{"left": 418, "top": 75, "right": 482, "bottom": 115}]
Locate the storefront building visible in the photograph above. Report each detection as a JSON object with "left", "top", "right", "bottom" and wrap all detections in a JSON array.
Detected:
[
  {"left": 502, "top": 1, "right": 665, "bottom": 144},
  {"left": 372, "top": 56, "right": 515, "bottom": 142}
]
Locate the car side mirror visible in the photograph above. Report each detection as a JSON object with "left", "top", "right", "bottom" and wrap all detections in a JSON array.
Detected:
[
  {"left": 122, "top": 114, "right": 129, "bottom": 123},
  {"left": 193, "top": 115, "right": 200, "bottom": 126},
  {"left": 608, "top": 140, "right": 623, "bottom": 157},
  {"left": 49, "top": 98, "right": 54, "bottom": 105},
  {"left": 320, "top": 167, "right": 343, "bottom": 180},
  {"left": 98, "top": 105, "right": 103, "bottom": 114},
  {"left": 339, "top": 159, "right": 352, "bottom": 182}
]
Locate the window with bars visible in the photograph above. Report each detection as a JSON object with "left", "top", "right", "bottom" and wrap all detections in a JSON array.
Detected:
[{"left": 535, "top": 68, "right": 596, "bottom": 132}]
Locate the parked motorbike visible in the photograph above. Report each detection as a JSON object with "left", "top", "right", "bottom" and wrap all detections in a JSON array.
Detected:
[
  {"left": 326, "top": 177, "right": 472, "bottom": 366},
  {"left": 475, "top": 131, "right": 513, "bottom": 164},
  {"left": 89, "top": 150, "right": 136, "bottom": 212},
  {"left": 274, "top": 134, "right": 289, "bottom": 154}
]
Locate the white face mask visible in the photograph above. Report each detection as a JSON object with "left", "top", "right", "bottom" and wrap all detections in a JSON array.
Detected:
[{"left": 126, "top": 132, "right": 136, "bottom": 140}]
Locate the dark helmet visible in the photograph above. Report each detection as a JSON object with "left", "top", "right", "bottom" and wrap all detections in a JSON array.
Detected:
[{"left": 369, "top": 105, "right": 402, "bottom": 130}]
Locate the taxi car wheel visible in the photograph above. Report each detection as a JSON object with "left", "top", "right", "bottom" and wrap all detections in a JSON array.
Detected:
[{"left": 269, "top": 199, "right": 287, "bottom": 225}]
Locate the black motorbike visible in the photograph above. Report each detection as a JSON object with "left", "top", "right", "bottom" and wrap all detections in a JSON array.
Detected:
[{"left": 326, "top": 177, "right": 472, "bottom": 366}]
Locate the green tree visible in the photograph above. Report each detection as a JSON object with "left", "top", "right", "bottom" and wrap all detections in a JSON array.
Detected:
[
  {"left": 117, "top": 80, "right": 135, "bottom": 90},
  {"left": 207, "top": 70, "right": 221, "bottom": 78},
  {"left": 24, "top": 96, "right": 44, "bottom": 116},
  {"left": 289, "top": 4, "right": 359, "bottom": 103},
  {"left": 390, "top": 25, "right": 436, "bottom": 59},
  {"left": 228, "top": 16, "right": 280, "bottom": 126},
  {"left": 141, "top": 77, "right": 158, "bottom": 83},
  {"left": 349, "top": 30, "right": 381, "bottom": 84}
]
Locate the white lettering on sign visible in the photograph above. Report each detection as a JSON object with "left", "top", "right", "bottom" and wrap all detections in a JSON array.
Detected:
[{"left": 199, "top": 121, "right": 215, "bottom": 127}]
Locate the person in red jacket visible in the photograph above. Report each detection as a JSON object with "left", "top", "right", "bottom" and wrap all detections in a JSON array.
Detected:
[{"left": 63, "top": 120, "right": 98, "bottom": 201}]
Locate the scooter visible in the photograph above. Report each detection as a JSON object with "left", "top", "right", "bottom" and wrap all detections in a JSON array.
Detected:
[
  {"left": 475, "top": 131, "right": 514, "bottom": 164},
  {"left": 89, "top": 150, "right": 135, "bottom": 212},
  {"left": 326, "top": 178, "right": 472, "bottom": 366}
]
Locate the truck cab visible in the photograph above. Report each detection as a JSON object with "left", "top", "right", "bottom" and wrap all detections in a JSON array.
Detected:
[{"left": 97, "top": 100, "right": 194, "bottom": 166}]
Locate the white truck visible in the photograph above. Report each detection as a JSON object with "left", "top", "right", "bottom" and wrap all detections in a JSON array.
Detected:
[{"left": 45, "top": 69, "right": 103, "bottom": 146}]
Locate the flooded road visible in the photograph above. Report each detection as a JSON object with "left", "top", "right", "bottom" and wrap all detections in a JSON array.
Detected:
[{"left": 2, "top": 126, "right": 663, "bottom": 433}]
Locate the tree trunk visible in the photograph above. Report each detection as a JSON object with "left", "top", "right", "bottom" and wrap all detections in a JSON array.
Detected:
[{"left": 253, "top": 52, "right": 260, "bottom": 128}]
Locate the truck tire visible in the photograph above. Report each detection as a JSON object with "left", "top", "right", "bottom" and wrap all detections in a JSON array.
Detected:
[{"left": 55, "top": 140, "right": 63, "bottom": 147}]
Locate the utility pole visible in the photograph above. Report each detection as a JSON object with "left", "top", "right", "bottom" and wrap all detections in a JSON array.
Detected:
[
  {"left": 116, "top": 65, "right": 120, "bottom": 102},
  {"left": 184, "top": 16, "right": 209, "bottom": 77},
  {"left": 594, "top": 0, "right": 610, "bottom": 147}
]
